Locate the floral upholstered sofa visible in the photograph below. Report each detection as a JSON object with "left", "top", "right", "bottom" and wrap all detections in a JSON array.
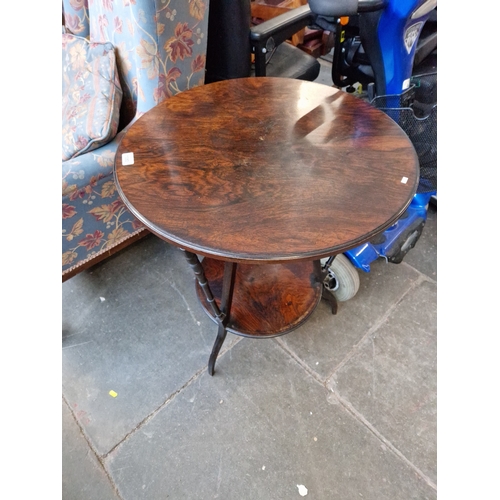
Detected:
[{"left": 62, "top": 0, "right": 210, "bottom": 281}]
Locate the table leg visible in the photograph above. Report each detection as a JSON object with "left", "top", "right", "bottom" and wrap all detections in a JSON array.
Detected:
[
  {"left": 207, "top": 261, "right": 236, "bottom": 375},
  {"left": 184, "top": 251, "right": 224, "bottom": 322},
  {"left": 183, "top": 251, "right": 237, "bottom": 375},
  {"left": 315, "top": 259, "right": 338, "bottom": 315}
]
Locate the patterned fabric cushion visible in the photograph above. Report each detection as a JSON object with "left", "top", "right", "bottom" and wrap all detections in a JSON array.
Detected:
[
  {"left": 62, "top": 0, "right": 89, "bottom": 37},
  {"left": 62, "top": 33, "right": 122, "bottom": 161}
]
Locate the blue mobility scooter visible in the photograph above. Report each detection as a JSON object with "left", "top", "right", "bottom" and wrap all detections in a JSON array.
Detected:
[{"left": 308, "top": 0, "right": 437, "bottom": 301}]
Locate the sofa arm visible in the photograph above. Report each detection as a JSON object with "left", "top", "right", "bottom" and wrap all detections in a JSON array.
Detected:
[{"left": 62, "top": 121, "right": 146, "bottom": 280}]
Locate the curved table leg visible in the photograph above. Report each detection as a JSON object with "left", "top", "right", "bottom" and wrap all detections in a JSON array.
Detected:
[
  {"left": 183, "top": 250, "right": 237, "bottom": 376},
  {"left": 315, "top": 259, "right": 338, "bottom": 315},
  {"left": 322, "top": 286, "right": 338, "bottom": 315},
  {"left": 208, "top": 323, "right": 227, "bottom": 376}
]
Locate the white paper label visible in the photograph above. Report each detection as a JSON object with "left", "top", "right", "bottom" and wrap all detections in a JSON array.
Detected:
[
  {"left": 122, "top": 152, "right": 134, "bottom": 165},
  {"left": 401, "top": 176, "right": 408, "bottom": 184}
]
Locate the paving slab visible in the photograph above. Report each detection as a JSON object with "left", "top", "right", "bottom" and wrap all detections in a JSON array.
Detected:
[
  {"left": 330, "top": 280, "right": 437, "bottom": 484},
  {"left": 105, "top": 340, "right": 436, "bottom": 500},
  {"left": 280, "top": 259, "right": 421, "bottom": 380},
  {"left": 62, "top": 399, "right": 120, "bottom": 500},
  {"left": 62, "top": 236, "right": 238, "bottom": 455}
]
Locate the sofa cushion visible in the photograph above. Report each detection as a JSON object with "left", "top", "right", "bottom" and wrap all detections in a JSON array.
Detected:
[{"left": 62, "top": 33, "right": 122, "bottom": 161}]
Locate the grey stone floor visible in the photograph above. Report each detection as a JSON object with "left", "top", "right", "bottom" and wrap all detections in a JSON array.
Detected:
[{"left": 62, "top": 200, "right": 436, "bottom": 499}]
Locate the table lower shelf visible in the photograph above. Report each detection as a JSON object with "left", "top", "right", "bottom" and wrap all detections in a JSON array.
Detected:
[{"left": 195, "top": 257, "right": 323, "bottom": 338}]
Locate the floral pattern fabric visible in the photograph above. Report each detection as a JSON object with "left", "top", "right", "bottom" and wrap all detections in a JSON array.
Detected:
[
  {"left": 62, "top": 0, "right": 90, "bottom": 38},
  {"left": 62, "top": 0, "right": 209, "bottom": 277},
  {"left": 62, "top": 33, "right": 123, "bottom": 161}
]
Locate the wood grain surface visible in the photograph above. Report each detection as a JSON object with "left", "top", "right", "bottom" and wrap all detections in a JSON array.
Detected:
[
  {"left": 115, "top": 77, "right": 419, "bottom": 263},
  {"left": 196, "top": 257, "right": 322, "bottom": 336}
]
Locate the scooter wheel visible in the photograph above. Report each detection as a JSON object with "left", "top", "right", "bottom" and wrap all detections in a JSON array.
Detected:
[{"left": 323, "top": 253, "right": 360, "bottom": 302}]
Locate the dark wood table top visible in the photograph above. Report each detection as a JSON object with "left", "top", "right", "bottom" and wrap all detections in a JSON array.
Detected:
[{"left": 115, "top": 77, "right": 419, "bottom": 264}]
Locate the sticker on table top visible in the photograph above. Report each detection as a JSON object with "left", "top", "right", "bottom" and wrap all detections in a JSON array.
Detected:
[
  {"left": 109, "top": 390, "right": 118, "bottom": 398},
  {"left": 401, "top": 176, "right": 408, "bottom": 184},
  {"left": 122, "top": 152, "right": 134, "bottom": 165}
]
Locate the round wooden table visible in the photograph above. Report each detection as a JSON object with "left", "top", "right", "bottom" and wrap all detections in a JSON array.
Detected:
[{"left": 115, "top": 77, "right": 419, "bottom": 375}]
